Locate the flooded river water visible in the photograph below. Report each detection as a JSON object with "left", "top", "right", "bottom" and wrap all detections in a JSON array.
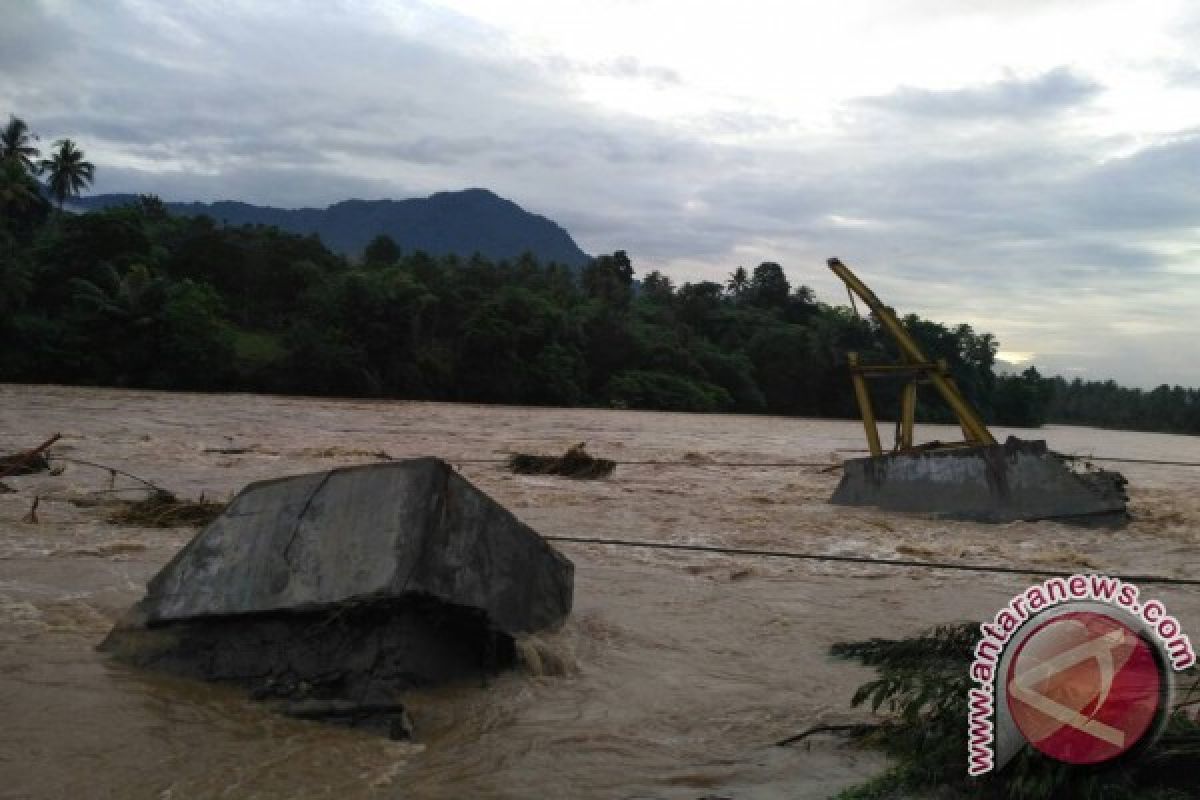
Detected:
[{"left": 1, "top": 384, "right": 1197, "bottom": 799}]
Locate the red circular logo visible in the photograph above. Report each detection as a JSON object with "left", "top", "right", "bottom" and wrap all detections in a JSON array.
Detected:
[{"left": 1006, "top": 611, "right": 1164, "bottom": 765}]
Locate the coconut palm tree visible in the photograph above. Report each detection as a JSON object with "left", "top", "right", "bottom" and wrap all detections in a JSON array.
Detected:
[
  {"left": 0, "top": 159, "right": 40, "bottom": 216},
  {"left": 726, "top": 266, "right": 749, "bottom": 297},
  {"left": 1, "top": 115, "right": 39, "bottom": 174},
  {"left": 39, "top": 138, "right": 94, "bottom": 211},
  {"left": 70, "top": 263, "right": 168, "bottom": 327}
]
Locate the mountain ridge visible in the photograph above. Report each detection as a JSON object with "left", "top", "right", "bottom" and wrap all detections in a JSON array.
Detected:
[{"left": 72, "top": 188, "right": 591, "bottom": 267}]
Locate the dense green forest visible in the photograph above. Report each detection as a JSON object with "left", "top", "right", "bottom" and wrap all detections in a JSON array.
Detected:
[{"left": 4, "top": 117, "right": 1199, "bottom": 435}]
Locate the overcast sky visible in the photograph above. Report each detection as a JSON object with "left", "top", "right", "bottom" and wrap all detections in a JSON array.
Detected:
[{"left": 6, "top": 0, "right": 1200, "bottom": 387}]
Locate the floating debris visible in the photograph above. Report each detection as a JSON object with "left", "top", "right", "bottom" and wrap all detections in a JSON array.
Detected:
[
  {"left": 0, "top": 433, "right": 60, "bottom": 478},
  {"left": 508, "top": 443, "right": 616, "bottom": 479},
  {"left": 0, "top": 452, "right": 50, "bottom": 476},
  {"left": 22, "top": 496, "right": 40, "bottom": 524},
  {"left": 107, "top": 490, "right": 226, "bottom": 528}
]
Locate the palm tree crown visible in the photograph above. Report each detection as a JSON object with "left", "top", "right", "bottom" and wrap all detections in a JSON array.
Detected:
[
  {"left": 39, "top": 138, "right": 95, "bottom": 210},
  {"left": 1, "top": 115, "right": 40, "bottom": 174},
  {"left": 0, "top": 159, "right": 40, "bottom": 215},
  {"left": 726, "top": 266, "right": 749, "bottom": 297},
  {"left": 71, "top": 263, "right": 168, "bottom": 327}
]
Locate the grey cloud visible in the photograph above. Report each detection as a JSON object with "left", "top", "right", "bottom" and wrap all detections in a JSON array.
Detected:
[
  {"left": 3, "top": 2, "right": 567, "bottom": 205},
  {"left": 4, "top": 0, "right": 713, "bottom": 217},
  {"left": 592, "top": 56, "right": 681, "bottom": 86},
  {"left": 383, "top": 136, "right": 499, "bottom": 166},
  {"left": 692, "top": 110, "right": 799, "bottom": 137},
  {"left": 1057, "top": 132, "right": 1200, "bottom": 230},
  {"left": 857, "top": 67, "right": 1101, "bottom": 120},
  {"left": 543, "top": 55, "right": 682, "bottom": 87},
  {"left": 656, "top": 129, "right": 1188, "bottom": 348},
  {"left": 0, "top": 1, "right": 71, "bottom": 75}
]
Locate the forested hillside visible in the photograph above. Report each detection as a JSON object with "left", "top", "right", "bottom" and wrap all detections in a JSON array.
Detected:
[{"left": 72, "top": 189, "right": 591, "bottom": 267}]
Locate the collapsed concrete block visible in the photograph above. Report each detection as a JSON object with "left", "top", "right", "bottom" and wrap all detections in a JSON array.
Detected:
[
  {"left": 100, "top": 458, "right": 573, "bottom": 735},
  {"left": 831, "top": 437, "right": 1128, "bottom": 523}
]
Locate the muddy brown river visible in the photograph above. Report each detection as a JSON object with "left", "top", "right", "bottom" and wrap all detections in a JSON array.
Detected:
[{"left": 1, "top": 384, "right": 1197, "bottom": 799}]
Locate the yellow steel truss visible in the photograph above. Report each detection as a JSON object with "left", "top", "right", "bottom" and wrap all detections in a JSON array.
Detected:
[{"left": 826, "top": 257, "right": 997, "bottom": 457}]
